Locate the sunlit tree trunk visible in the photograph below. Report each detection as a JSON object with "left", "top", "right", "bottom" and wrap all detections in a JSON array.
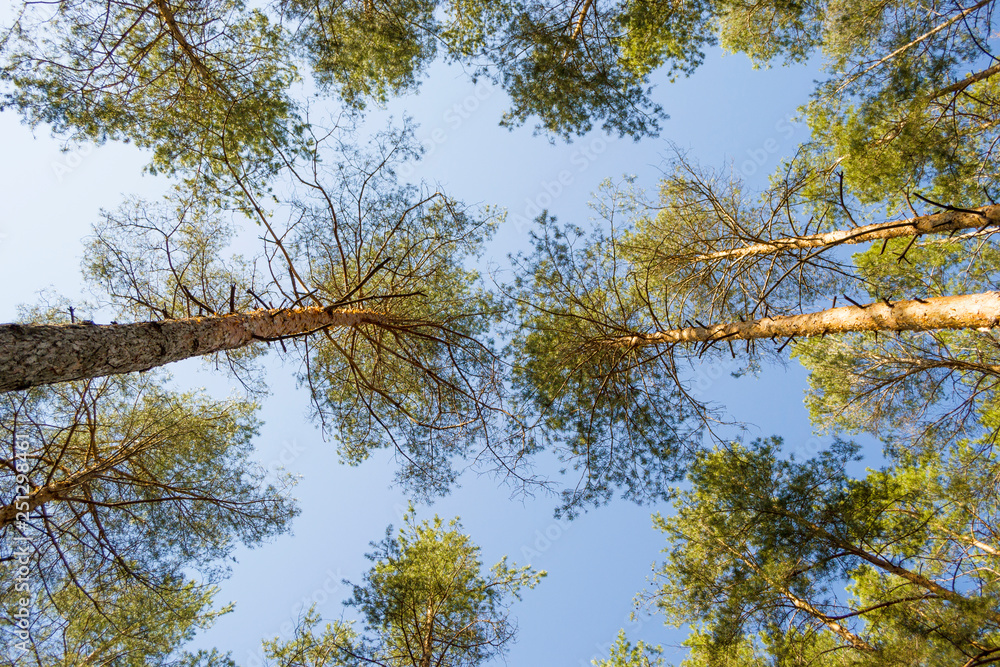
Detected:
[
  {"left": 614, "top": 292, "right": 1000, "bottom": 347},
  {"left": 0, "top": 306, "right": 397, "bottom": 393},
  {"left": 694, "top": 204, "right": 1000, "bottom": 263},
  {"left": 420, "top": 602, "right": 434, "bottom": 667},
  {"left": 0, "top": 465, "right": 106, "bottom": 527}
]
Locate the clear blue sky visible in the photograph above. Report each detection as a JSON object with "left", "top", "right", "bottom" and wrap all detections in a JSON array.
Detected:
[{"left": 1, "top": 45, "right": 834, "bottom": 665}]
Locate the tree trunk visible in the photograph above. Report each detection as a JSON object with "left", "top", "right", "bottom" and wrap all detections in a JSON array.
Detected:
[
  {"left": 571, "top": 0, "right": 594, "bottom": 39},
  {"left": 153, "top": 0, "right": 226, "bottom": 96},
  {"left": 931, "top": 62, "right": 1000, "bottom": 98},
  {"left": 613, "top": 292, "right": 1000, "bottom": 347},
  {"left": 835, "top": 0, "right": 995, "bottom": 93},
  {"left": 0, "top": 464, "right": 106, "bottom": 527},
  {"left": 694, "top": 205, "right": 1000, "bottom": 263},
  {"left": 0, "top": 306, "right": 397, "bottom": 393},
  {"left": 420, "top": 602, "right": 434, "bottom": 667}
]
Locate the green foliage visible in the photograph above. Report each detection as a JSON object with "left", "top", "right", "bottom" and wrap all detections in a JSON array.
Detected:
[
  {"left": 591, "top": 629, "right": 666, "bottom": 667},
  {"left": 84, "top": 191, "right": 270, "bottom": 390},
  {"left": 720, "top": 0, "right": 823, "bottom": 65},
  {"left": 282, "top": 0, "right": 438, "bottom": 108},
  {"left": 437, "top": 0, "right": 515, "bottom": 59},
  {"left": 8, "top": 0, "right": 1000, "bottom": 662},
  {"left": 282, "top": 0, "right": 671, "bottom": 139},
  {"left": 794, "top": 326, "right": 1000, "bottom": 450},
  {"left": 4, "top": 574, "right": 231, "bottom": 667},
  {"left": 0, "top": 370, "right": 296, "bottom": 575},
  {"left": 1, "top": 0, "right": 304, "bottom": 194},
  {"left": 622, "top": 0, "right": 826, "bottom": 78},
  {"left": 793, "top": 213, "right": 1000, "bottom": 449},
  {"left": 78, "top": 120, "right": 514, "bottom": 498},
  {"left": 0, "top": 301, "right": 297, "bottom": 663},
  {"left": 616, "top": 6, "right": 1000, "bottom": 658},
  {"left": 620, "top": 157, "right": 852, "bottom": 322},
  {"left": 616, "top": 0, "right": 714, "bottom": 79},
  {"left": 263, "top": 508, "right": 544, "bottom": 667},
  {"left": 802, "top": 0, "right": 1000, "bottom": 207},
  {"left": 507, "top": 212, "right": 699, "bottom": 516},
  {"left": 284, "top": 124, "right": 507, "bottom": 498},
  {"left": 488, "top": 4, "right": 665, "bottom": 140},
  {"left": 649, "top": 438, "right": 1000, "bottom": 665},
  {"left": 85, "top": 193, "right": 261, "bottom": 321},
  {"left": 261, "top": 607, "right": 359, "bottom": 667},
  {"left": 272, "top": 0, "right": 825, "bottom": 140}
]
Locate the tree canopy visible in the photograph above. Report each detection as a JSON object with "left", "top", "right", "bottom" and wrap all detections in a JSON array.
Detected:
[
  {"left": 262, "top": 509, "right": 544, "bottom": 667},
  {"left": 1, "top": 0, "right": 303, "bottom": 196},
  {"left": 4, "top": 0, "right": 1000, "bottom": 662},
  {"left": 1, "top": 304, "right": 295, "bottom": 663},
  {"left": 646, "top": 436, "right": 1000, "bottom": 665}
]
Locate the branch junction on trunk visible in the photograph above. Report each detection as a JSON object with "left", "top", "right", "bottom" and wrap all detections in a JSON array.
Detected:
[{"left": 0, "top": 306, "right": 400, "bottom": 393}]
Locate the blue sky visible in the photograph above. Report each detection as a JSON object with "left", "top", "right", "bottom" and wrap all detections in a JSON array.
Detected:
[{"left": 0, "top": 43, "right": 836, "bottom": 665}]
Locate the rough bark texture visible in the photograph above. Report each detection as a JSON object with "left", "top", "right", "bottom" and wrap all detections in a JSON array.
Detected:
[
  {"left": 615, "top": 292, "right": 1000, "bottom": 347},
  {"left": 696, "top": 205, "right": 1000, "bottom": 263},
  {"left": 0, "top": 306, "right": 396, "bottom": 393}
]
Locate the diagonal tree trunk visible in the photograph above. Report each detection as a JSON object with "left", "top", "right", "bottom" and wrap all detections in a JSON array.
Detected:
[
  {"left": 611, "top": 292, "right": 1000, "bottom": 347},
  {"left": 693, "top": 205, "right": 1000, "bottom": 263},
  {"left": 835, "top": 0, "right": 996, "bottom": 93},
  {"left": 0, "top": 306, "right": 400, "bottom": 393},
  {"left": 570, "top": 0, "right": 595, "bottom": 39},
  {"left": 712, "top": 537, "right": 876, "bottom": 651},
  {"left": 771, "top": 504, "right": 1000, "bottom": 625},
  {"left": 930, "top": 62, "right": 1000, "bottom": 99},
  {"left": 2, "top": 462, "right": 114, "bottom": 528},
  {"left": 153, "top": 0, "right": 226, "bottom": 97}
]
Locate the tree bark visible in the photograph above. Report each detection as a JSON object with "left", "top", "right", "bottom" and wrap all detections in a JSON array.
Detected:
[
  {"left": 694, "top": 205, "right": 1000, "bottom": 263},
  {"left": 613, "top": 292, "right": 1000, "bottom": 347},
  {"left": 0, "top": 464, "right": 107, "bottom": 528},
  {"left": 0, "top": 306, "right": 398, "bottom": 393},
  {"left": 571, "top": 0, "right": 594, "bottom": 39},
  {"left": 836, "top": 0, "right": 996, "bottom": 93},
  {"left": 930, "top": 62, "right": 1000, "bottom": 99},
  {"left": 781, "top": 590, "right": 876, "bottom": 651},
  {"left": 420, "top": 602, "right": 434, "bottom": 667}
]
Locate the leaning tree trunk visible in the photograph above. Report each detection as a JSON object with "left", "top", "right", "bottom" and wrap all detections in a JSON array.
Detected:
[
  {"left": 0, "top": 306, "right": 397, "bottom": 393},
  {"left": 612, "top": 292, "right": 1000, "bottom": 347},
  {"left": 0, "top": 463, "right": 107, "bottom": 527},
  {"left": 693, "top": 204, "right": 1000, "bottom": 263}
]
